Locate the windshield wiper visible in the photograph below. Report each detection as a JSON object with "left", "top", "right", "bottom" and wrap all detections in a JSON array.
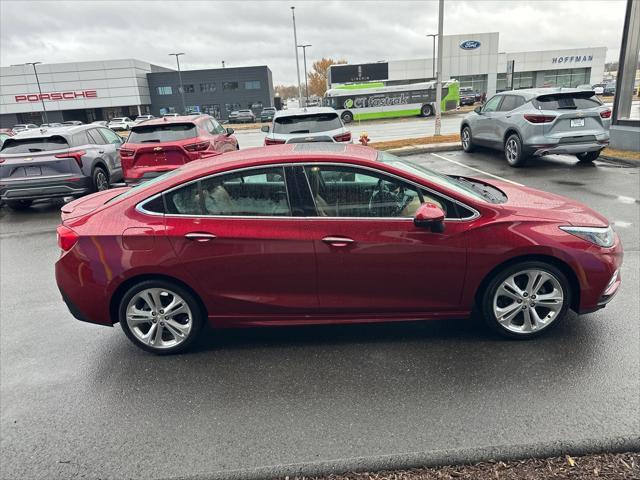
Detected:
[
  {"left": 289, "top": 129, "right": 310, "bottom": 134},
  {"left": 557, "top": 106, "right": 577, "bottom": 109},
  {"left": 141, "top": 139, "right": 161, "bottom": 143}
]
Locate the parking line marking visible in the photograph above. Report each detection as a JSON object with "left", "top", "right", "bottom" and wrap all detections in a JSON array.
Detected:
[{"left": 430, "top": 153, "right": 524, "bottom": 186}]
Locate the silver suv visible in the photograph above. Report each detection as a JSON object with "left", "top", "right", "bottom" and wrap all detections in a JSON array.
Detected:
[{"left": 460, "top": 88, "right": 611, "bottom": 167}]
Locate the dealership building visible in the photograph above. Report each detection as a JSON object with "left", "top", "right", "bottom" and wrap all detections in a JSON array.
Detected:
[
  {"left": 328, "top": 32, "right": 607, "bottom": 96},
  {"left": 0, "top": 60, "right": 274, "bottom": 127}
]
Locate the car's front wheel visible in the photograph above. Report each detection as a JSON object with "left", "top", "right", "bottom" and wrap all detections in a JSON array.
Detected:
[
  {"left": 504, "top": 133, "right": 527, "bottom": 167},
  {"left": 461, "top": 126, "right": 475, "bottom": 152},
  {"left": 576, "top": 151, "right": 600, "bottom": 163},
  {"left": 5, "top": 199, "right": 33, "bottom": 211},
  {"left": 119, "top": 280, "right": 204, "bottom": 354},
  {"left": 481, "top": 261, "right": 571, "bottom": 339}
]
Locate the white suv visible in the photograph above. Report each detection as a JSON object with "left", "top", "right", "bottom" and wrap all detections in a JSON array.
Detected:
[
  {"left": 107, "top": 117, "right": 136, "bottom": 131},
  {"left": 262, "top": 107, "right": 351, "bottom": 145}
]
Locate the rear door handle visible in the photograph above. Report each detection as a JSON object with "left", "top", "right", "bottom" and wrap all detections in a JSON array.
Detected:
[
  {"left": 322, "top": 236, "right": 354, "bottom": 247},
  {"left": 185, "top": 232, "right": 217, "bottom": 242}
]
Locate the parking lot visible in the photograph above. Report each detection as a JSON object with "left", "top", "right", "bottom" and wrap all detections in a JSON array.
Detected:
[{"left": 0, "top": 149, "right": 638, "bottom": 479}]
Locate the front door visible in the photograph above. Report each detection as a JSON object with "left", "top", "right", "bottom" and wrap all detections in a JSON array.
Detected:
[
  {"left": 473, "top": 95, "right": 504, "bottom": 144},
  {"left": 300, "top": 164, "right": 468, "bottom": 313}
]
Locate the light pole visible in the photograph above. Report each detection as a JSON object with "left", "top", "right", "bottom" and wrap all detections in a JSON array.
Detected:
[
  {"left": 426, "top": 34, "right": 437, "bottom": 80},
  {"left": 290, "top": 7, "right": 303, "bottom": 107},
  {"left": 169, "top": 53, "right": 187, "bottom": 114},
  {"left": 434, "top": 0, "right": 444, "bottom": 136},
  {"left": 297, "top": 44, "right": 312, "bottom": 104},
  {"left": 15, "top": 62, "right": 48, "bottom": 124}
]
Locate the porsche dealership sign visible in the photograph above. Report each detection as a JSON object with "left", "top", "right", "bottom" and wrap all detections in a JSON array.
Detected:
[{"left": 14, "top": 90, "right": 98, "bottom": 102}]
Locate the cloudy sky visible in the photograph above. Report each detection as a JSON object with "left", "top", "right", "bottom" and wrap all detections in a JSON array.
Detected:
[{"left": 0, "top": 0, "right": 627, "bottom": 84}]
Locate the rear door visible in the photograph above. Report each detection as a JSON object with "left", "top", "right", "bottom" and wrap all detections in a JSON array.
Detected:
[
  {"left": 493, "top": 95, "right": 525, "bottom": 144},
  {"left": 94, "top": 127, "right": 124, "bottom": 180}
]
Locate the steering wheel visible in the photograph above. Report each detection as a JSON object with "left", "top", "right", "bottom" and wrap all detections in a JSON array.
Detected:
[{"left": 369, "top": 179, "right": 407, "bottom": 217}]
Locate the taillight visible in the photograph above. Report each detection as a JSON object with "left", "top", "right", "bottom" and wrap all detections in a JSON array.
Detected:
[
  {"left": 0, "top": 157, "right": 5, "bottom": 164},
  {"left": 55, "top": 150, "right": 86, "bottom": 168},
  {"left": 264, "top": 137, "right": 286, "bottom": 146},
  {"left": 600, "top": 109, "right": 612, "bottom": 119},
  {"left": 56, "top": 225, "right": 79, "bottom": 252},
  {"left": 119, "top": 148, "right": 134, "bottom": 157},
  {"left": 184, "top": 141, "right": 210, "bottom": 152},
  {"left": 333, "top": 131, "right": 352, "bottom": 142},
  {"left": 523, "top": 114, "right": 556, "bottom": 124}
]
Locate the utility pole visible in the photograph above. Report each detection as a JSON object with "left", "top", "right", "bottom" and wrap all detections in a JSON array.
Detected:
[
  {"left": 169, "top": 53, "right": 187, "bottom": 114},
  {"left": 291, "top": 6, "right": 303, "bottom": 107},
  {"left": 298, "top": 44, "right": 312, "bottom": 103},
  {"left": 222, "top": 60, "right": 225, "bottom": 68},
  {"left": 23, "top": 62, "right": 48, "bottom": 124},
  {"left": 434, "top": 0, "right": 444, "bottom": 136},
  {"left": 426, "top": 34, "right": 437, "bottom": 80}
]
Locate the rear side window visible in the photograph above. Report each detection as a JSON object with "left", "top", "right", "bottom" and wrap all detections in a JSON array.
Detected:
[
  {"left": 128, "top": 123, "right": 197, "bottom": 143},
  {"left": 87, "top": 129, "right": 106, "bottom": 145},
  {"left": 99, "top": 128, "right": 123, "bottom": 145},
  {"left": 498, "top": 95, "right": 525, "bottom": 111},
  {"left": 72, "top": 131, "right": 90, "bottom": 147},
  {"left": 0, "top": 136, "right": 68, "bottom": 153},
  {"left": 534, "top": 93, "right": 602, "bottom": 110},
  {"left": 273, "top": 114, "right": 342, "bottom": 134}
]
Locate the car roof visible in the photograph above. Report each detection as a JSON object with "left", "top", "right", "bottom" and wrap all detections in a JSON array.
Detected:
[
  {"left": 10, "top": 124, "right": 94, "bottom": 138},
  {"left": 274, "top": 107, "right": 338, "bottom": 118}
]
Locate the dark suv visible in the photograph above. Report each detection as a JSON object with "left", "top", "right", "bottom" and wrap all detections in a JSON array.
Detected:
[{"left": 0, "top": 125, "right": 124, "bottom": 210}]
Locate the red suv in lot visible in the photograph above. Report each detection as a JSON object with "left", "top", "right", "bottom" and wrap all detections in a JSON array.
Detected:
[{"left": 120, "top": 115, "right": 238, "bottom": 184}]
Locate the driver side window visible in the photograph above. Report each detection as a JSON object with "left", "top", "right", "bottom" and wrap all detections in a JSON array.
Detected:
[{"left": 304, "top": 165, "right": 425, "bottom": 218}]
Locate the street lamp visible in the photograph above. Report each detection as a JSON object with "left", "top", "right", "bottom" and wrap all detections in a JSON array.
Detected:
[
  {"left": 169, "top": 53, "right": 187, "bottom": 114},
  {"left": 13, "top": 62, "right": 48, "bottom": 124},
  {"left": 297, "top": 44, "right": 312, "bottom": 104},
  {"left": 426, "top": 34, "right": 437, "bottom": 80},
  {"left": 290, "top": 7, "right": 303, "bottom": 107}
]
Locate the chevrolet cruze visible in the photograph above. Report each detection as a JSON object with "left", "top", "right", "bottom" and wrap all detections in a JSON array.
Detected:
[{"left": 55, "top": 144, "right": 623, "bottom": 354}]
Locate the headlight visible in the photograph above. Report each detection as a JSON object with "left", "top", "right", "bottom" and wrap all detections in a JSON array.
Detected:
[{"left": 559, "top": 225, "right": 615, "bottom": 247}]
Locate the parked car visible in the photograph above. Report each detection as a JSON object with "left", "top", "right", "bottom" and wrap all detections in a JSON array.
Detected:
[
  {"left": 12, "top": 124, "right": 38, "bottom": 134},
  {"left": 262, "top": 107, "right": 351, "bottom": 145},
  {"left": 55, "top": 144, "right": 622, "bottom": 354},
  {"left": 459, "top": 87, "right": 476, "bottom": 106},
  {"left": 602, "top": 82, "right": 616, "bottom": 96},
  {"left": 0, "top": 125, "right": 124, "bottom": 210},
  {"left": 460, "top": 88, "right": 611, "bottom": 167},
  {"left": 135, "top": 115, "right": 156, "bottom": 124},
  {"left": 108, "top": 117, "right": 136, "bottom": 131},
  {"left": 40, "top": 123, "right": 64, "bottom": 128},
  {"left": 120, "top": 114, "right": 238, "bottom": 184},
  {"left": 228, "top": 110, "right": 256, "bottom": 123},
  {"left": 91, "top": 120, "right": 109, "bottom": 127},
  {"left": 590, "top": 84, "right": 605, "bottom": 95},
  {"left": 162, "top": 113, "right": 180, "bottom": 118},
  {"left": 259, "top": 107, "right": 277, "bottom": 122},
  {"left": 62, "top": 121, "right": 83, "bottom": 126}
]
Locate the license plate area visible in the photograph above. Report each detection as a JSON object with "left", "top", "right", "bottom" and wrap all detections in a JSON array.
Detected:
[
  {"left": 570, "top": 118, "right": 585, "bottom": 128},
  {"left": 25, "top": 166, "right": 42, "bottom": 177}
]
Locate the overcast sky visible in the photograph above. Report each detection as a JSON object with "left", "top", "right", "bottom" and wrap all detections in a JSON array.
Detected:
[{"left": 0, "top": 0, "right": 627, "bottom": 84}]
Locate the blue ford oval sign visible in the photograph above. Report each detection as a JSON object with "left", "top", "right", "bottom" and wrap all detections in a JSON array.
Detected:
[{"left": 460, "top": 40, "right": 481, "bottom": 50}]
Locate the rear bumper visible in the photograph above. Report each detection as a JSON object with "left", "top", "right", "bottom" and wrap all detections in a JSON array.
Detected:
[
  {"left": 0, "top": 176, "right": 91, "bottom": 201},
  {"left": 527, "top": 141, "right": 608, "bottom": 157}
]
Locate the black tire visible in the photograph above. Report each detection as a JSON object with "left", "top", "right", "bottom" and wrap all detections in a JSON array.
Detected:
[
  {"left": 421, "top": 104, "right": 433, "bottom": 117},
  {"left": 341, "top": 111, "right": 353, "bottom": 124},
  {"left": 92, "top": 166, "right": 110, "bottom": 192},
  {"left": 576, "top": 151, "right": 600, "bottom": 163},
  {"left": 6, "top": 199, "right": 33, "bottom": 211},
  {"left": 119, "top": 279, "right": 205, "bottom": 355},
  {"left": 504, "top": 133, "right": 528, "bottom": 167},
  {"left": 461, "top": 125, "right": 475, "bottom": 152},
  {"left": 480, "top": 261, "right": 571, "bottom": 340}
]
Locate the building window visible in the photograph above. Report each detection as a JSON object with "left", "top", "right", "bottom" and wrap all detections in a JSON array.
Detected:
[
  {"left": 202, "top": 104, "right": 221, "bottom": 119},
  {"left": 223, "top": 81, "right": 239, "bottom": 91},
  {"left": 496, "top": 73, "right": 507, "bottom": 92},
  {"left": 186, "top": 105, "right": 201, "bottom": 113},
  {"left": 512, "top": 71, "right": 534, "bottom": 90},
  {"left": 250, "top": 101, "right": 263, "bottom": 110},
  {"left": 543, "top": 67, "right": 589, "bottom": 88},
  {"left": 245, "top": 80, "right": 261, "bottom": 90},
  {"left": 200, "top": 82, "right": 216, "bottom": 92},
  {"left": 159, "top": 107, "right": 176, "bottom": 115},
  {"left": 225, "top": 103, "right": 241, "bottom": 113},
  {"left": 157, "top": 86, "right": 173, "bottom": 95},
  {"left": 457, "top": 74, "right": 487, "bottom": 94},
  {"left": 182, "top": 84, "right": 195, "bottom": 93}
]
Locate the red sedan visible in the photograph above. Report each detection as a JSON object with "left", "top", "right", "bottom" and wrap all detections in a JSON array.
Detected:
[
  {"left": 55, "top": 144, "right": 623, "bottom": 354},
  {"left": 120, "top": 114, "right": 238, "bottom": 184}
]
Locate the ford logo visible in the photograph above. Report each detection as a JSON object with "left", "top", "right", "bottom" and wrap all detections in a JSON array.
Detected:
[{"left": 460, "top": 40, "right": 481, "bottom": 50}]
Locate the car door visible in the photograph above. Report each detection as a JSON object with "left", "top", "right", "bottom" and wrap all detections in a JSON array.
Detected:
[
  {"left": 96, "top": 127, "right": 124, "bottom": 181},
  {"left": 205, "top": 118, "right": 236, "bottom": 153},
  {"left": 493, "top": 95, "right": 523, "bottom": 145},
  {"left": 299, "top": 164, "right": 469, "bottom": 313},
  {"left": 473, "top": 95, "right": 503, "bottom": 145},
  {"left": 161, "top": 165, "right": 318, "bottom": 320}
]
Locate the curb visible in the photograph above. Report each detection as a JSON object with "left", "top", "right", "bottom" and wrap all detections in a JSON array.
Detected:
[
  {"left": 599, "top": 155, "right": 640, "bottom": 167},
  {"left": 161, "top": 435, "right": 640, "bottom": 480},
  {"left": 384, "top": 142, "right": 462, "bottom": 156}
]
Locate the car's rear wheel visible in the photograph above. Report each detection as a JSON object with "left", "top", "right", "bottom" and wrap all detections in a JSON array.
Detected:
[
  {"left": 461, "top": 126, "right": 475, "bottom": 152},
  {"left": 504, "top": 133, "right": 527, "bottom": 167},
  {"left": 341, "top": 111, "right": 353, "bottom": 123},
  {"left": 481, "top": 261, "right": 571, "bottom": 339},
  {"left": 576, "top": 151, "right": 600, "bottom": 163},
  {"left": 92, "top": 166, "right": 109, "bottom": 192},
  {"left": 5, "top": 199, "right": 33, "bottom": 211},
  {"left": 119, "top": 280, "right": 204, "bottom": 354}
]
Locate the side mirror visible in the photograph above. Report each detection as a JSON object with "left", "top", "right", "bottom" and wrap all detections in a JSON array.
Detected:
[
  {"left": 261, "top": 125, "right": 270, "bottom": 133},
  {"left": 474, "top": 106, "right": 483, "bottom": 114},
  {"left": 414, "top": 203, "right": 445, "bottom": 232},
  {"left": 226, "top": 127, "right": 234, "bottom": 136}
]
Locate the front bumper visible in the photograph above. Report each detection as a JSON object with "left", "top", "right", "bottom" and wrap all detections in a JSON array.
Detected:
[{"left": 0, "top": 175, "right": 91, "bottom": 201}]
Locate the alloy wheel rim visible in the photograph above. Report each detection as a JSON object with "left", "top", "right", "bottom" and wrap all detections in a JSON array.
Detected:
[
  {"left": 96, "top": 171, "right": 109, "bottom": 191},
  {"left": 462, "top": 129, "right": 470, "bottom": 149},
  {"left": 492, "top": 269, "right": 564, "bottom": 334},
  {"left": 506, "top": 139, "right": 518, "bottom": 163},
  {"left": 126, "top": 288, "right": 193, "bottom": 349}
]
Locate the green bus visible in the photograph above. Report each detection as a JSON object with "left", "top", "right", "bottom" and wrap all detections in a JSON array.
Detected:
[{"left": 324, "top": 80, "right": 460, "bottom": 123}]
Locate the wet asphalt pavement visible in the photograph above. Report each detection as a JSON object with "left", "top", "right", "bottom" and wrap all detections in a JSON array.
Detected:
[{"left": 0, "top": 150, "right": 638, "bottom": 479}]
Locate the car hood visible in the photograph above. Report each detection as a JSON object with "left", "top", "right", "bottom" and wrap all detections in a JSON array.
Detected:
[
  {"left": 483, "top": 179, "right": 609, "bottom": 227},
  {"left": 61, "top": 187, "right": 128, "bottom": 221}
]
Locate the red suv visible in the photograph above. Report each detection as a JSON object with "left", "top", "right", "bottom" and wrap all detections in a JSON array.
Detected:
[{"left": 120, "top": 115, "right": 238, "bottom": 184}]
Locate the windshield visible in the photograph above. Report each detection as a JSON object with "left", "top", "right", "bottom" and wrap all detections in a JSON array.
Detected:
[
  {"left": 1, "top": 136, "right": 68, "bottom": 153},
  {"left": 273, "top": 113, "right": 342, "bottom": 134},
  {"left": 127, "top": 123, "right": 197, "bottom": 143},
  {"left": 378, "top": 151, "right": 488, "bottom": 201}
]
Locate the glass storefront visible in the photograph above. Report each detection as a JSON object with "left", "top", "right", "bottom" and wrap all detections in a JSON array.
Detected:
[
  {"left": 457, "top": 74, "right": 487, "bottom": 94},
  {"left": 543, "top": 68, "right": 590, "bottom": 88}
]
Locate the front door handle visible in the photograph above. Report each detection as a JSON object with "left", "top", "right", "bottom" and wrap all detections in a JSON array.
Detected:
[
  {"left": 322, "top": 236, "right": 354, "bottom": 247},
  {"left": 98, "top": 150, "right": 105, "bottom": 154},
  {"left": 185, "top": 232, "right": 217, "bottom": 242}
]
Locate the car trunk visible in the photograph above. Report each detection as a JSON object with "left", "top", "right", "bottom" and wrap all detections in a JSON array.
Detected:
[
  {"left": 534, "top": 91, "right": 606, "bottom": 142},
  {"left": 126, "top": 144, "right": 192, "bottom": 171},
  {"left": 61, "top": 187, "right": 128, "bottom": 222}
]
